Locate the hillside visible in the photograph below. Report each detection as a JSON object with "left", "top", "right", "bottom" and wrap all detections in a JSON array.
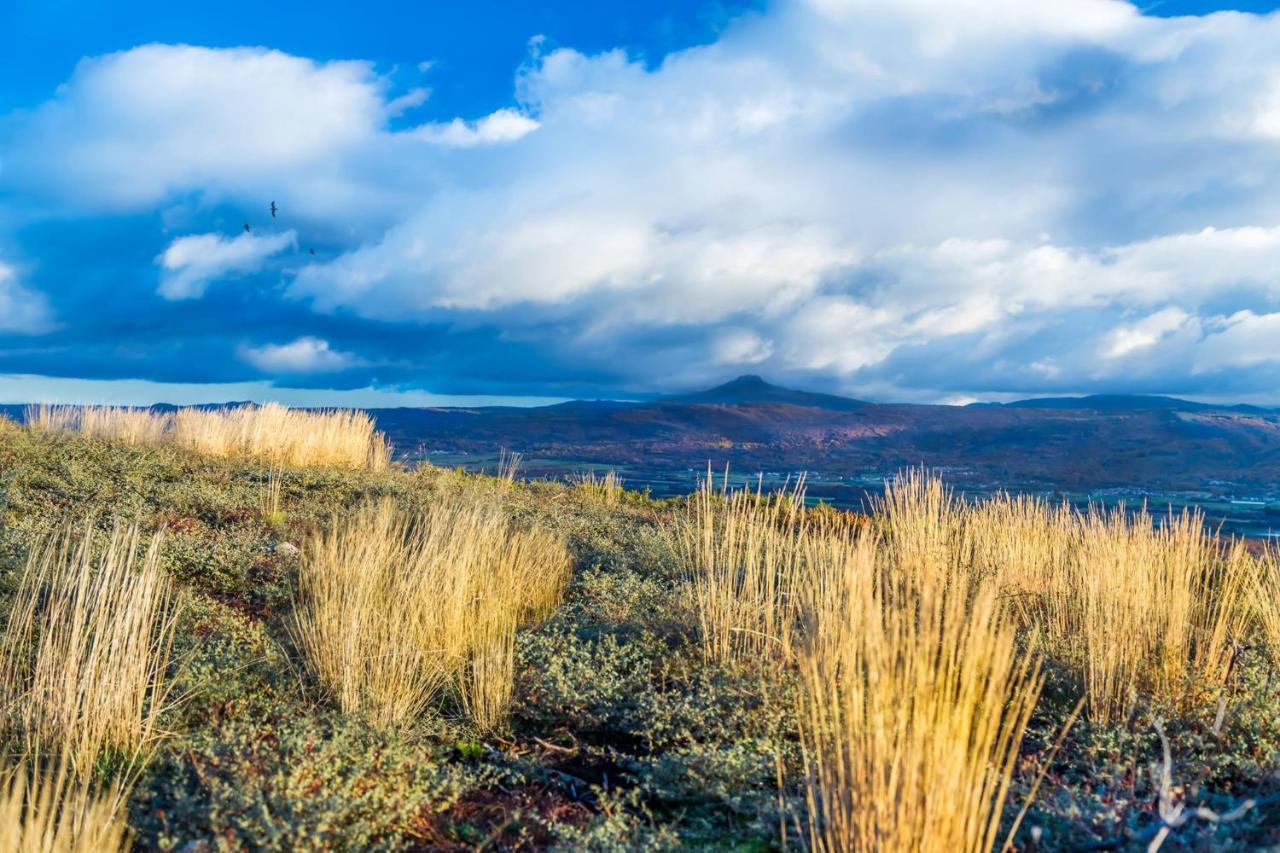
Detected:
[
  {"left": 0, "top": 414, "right": 1277, "bottom": 848},
  {"left": 368, "top": 380, "right": 1280, "bottom": 492}
]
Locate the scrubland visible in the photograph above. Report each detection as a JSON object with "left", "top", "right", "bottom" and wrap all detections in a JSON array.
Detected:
[{"left": 0, "top": 409, "right": 1278, "bottom": 850}]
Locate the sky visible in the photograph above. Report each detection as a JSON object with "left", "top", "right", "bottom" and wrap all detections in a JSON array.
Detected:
[{"left": 3, "top": 0, "right": 1280, "bottom": 407}]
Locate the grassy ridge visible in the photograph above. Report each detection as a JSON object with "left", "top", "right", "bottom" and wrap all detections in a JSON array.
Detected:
[{"left": 0, "top": 414, "right": 1278, "bottom": 849}]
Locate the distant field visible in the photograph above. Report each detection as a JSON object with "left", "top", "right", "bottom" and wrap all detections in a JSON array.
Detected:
[{"left": 416, "top": 449, "right": 1280, "bottom": 539}]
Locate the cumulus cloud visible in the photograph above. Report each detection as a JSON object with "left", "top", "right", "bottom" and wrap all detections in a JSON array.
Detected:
[
  {"left": 3, "top": 46, "right": 388, "bottom": 211},
  {"left": 410, "top": 108, "right": 540, "bottom": 146},
  {"left": 157, "top": 231, "right": 296, "bottom": 300},
  {"left": 0, "top": 263, "right": 54, "bottom": 334},
  {"left": 7, "top": 2, "right": 1280, "bottom": 400},
  {"left": 238, "top": 336, "right": 357, "bottom": 374}
]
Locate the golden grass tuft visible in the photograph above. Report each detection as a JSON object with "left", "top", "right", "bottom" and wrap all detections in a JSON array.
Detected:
[
  {"left": 27, "top": 405, "right": 170, "bottom": 447},
  {"left": 496, "top": 448, "right": 523, "bottom": 484},
  {"left": 0, "top": 519, "right": 180, "bottom": 774},
  {"left": 969, "top": 496, "right": 1253, "bottom": 724},
  {"left": 677, "top": 475, "right": 808, "bottom": 666},
  {"left": 677, "top": 470, "right": 1258, "bottom": 848},
  {"left": 572, "top": 469, "right": 624, "bottom": 505},
  {"left": 258, "top": 465, "right": 285, "bottom": 527},
  {"left": 1254, "top": 545, "right": 1280, "bottom": 670},
  {"left": 170, "top": 403, "right": 390, "bottom": 470},
  {"left": 26, "top": 402, "right": 390, "bottom": 471},
  {"left": 0, "top": 759, "right": 130, "bottom": 852},
  {"left": 797, "top": 525, "right": 1042, "bottom": 853},
  {"left": 292, "top": 497, "right": 570, "bottom": 731}
]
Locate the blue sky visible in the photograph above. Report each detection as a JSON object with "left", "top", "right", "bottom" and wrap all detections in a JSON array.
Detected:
[{"left": 2, "top": 0, "right": 1280, "bottom": 406}]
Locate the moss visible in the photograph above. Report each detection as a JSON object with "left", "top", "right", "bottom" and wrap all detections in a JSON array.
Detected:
[{"left": 131, "top": 713, "right": 492, "bottom": 851}]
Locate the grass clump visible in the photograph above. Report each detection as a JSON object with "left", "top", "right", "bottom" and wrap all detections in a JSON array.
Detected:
[
  {"left": 796, "top": 525, "right": 1042, "bottom": 852},
  {"left": 970, "top": 496, "right": 1254, "bottom": 725},
  {"left": 677, "top": 476, "right": 807, "bottom": 667},
  {"left": 27, "top": 403, "right": 390, "bottom": 471},
  {"left": 0, "top": 758, "right": 130, "bottom": 852},
  {"left": 573, "top": 469, "right": 624, "bottom": 506},
  {"left": 0, "top": 517, "right": 181, "bottom": 775},
  {"left": 292, "top": 497, "right": 570, "bottom": 731}
]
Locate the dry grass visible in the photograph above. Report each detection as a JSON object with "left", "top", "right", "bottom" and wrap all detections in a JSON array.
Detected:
[
  {"left": 496, "top": 448, "right": 523, "bottom": 484},
  {"left": 683, "top": 474, "right": 1254, "bottom": 723},
  {"left": 572, "top": 469, "right": 624, "bottom": 505},
  {"left": 292, "top": 497, "right": 570, "bottom": 731},
  {"left": 0, "top": 519, "right": 180, "bottom": 774},
  {"left": 0, "top": 758, "right": 130, "bottom": 852},
  {"left": 26, "top": 405, "right": 169, "bottom": 447},
  {"left": 966, "top": 496, "right": 1253, "bottom": 724},
  {"left": 26, "top": 403, "right": 390, "bottom": 471},
  {"left": 1255, "top": 545, "right": 1280, "bottom": 670},
  {"left": 677, "top": 475, "right": 808, "bottom": 666},
  {"left": 678, "top": 470, "right": 1258, "bottom": 848},
  {"left": 796, "top": 525, "right": 1042, "bottom": 853},
  {"left": 171, "top": 404, "right": 390, "bottom": 470},
  {"left": 258, "top": 465, "right": 285, "bottom": 527}
]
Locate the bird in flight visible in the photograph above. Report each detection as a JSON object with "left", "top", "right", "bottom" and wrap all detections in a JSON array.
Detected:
[
  {"left": 309, "top": 248, "right": 316, "bottom": 256},
  {"left": 270, "top": 201, "right": 278, "bottom": 218},
  {"left": 243, "top": 223, "right": 252, "bottom": 233}
]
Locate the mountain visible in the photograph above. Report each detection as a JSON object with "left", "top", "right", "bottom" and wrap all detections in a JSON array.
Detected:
[
  {"left": 663, "top": 374, "right": 867, "bottom": 411},
  {"left": 998, "top": 394, "right": 1271, "bottom": 414},
  {"left": 367, "top": 379, "right": 1280, "bottom": 494},
  {"left": 9, "top": 381, "right": 1280, "bottom": 495}
]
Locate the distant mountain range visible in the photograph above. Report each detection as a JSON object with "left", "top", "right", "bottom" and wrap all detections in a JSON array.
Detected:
[
  {"left": 361, "top": 377, "right": 1280, "bottom": 492},
  {"left": 662, "top": 374, "right": 869, "bottom": 411},
  {"left": 7, "top": 378, "right": 1280, "bottom": 492}
]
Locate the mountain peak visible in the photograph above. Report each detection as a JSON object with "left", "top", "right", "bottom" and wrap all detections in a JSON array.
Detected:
[
  {"left": 707, "top": 374, "right": 772, "bottom": 392},
  {"left": 665, "top": 375, "right": 867, "bottom": 411}
]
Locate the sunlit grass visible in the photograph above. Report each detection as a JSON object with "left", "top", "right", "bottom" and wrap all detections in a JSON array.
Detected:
[
  {"left": 0, "top": 518, "right": 181, "bottom": 775},
  {"left": 0, "top": 758, "right": 130, "bottom": 852},
  {"left": 292, "top": 497, "right": 570, "bottom": 731},
  {"left": 27, "top": 403, "right": 390, "bottom": 471}
]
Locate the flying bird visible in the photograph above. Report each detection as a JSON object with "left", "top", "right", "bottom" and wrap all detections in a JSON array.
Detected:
[
  {"left": 270, "top": 201, "right": 277, "bottom": 218},
  {"left": 243, "top": 223, "right": 252, "bottom": 233},
  {"left": 309, "top": 248, "right": 316, "bottom": 256}
]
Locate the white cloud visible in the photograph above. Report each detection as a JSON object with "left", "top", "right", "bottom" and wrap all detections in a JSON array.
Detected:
[
  {"left": 1193, "top": 310, "right": 1280, "bottom": 373},
  {"left": 4, "top": 46, "right": 388, "bottom": 210},
  {"left": 9, "top": 3, "right": 1280, "bottom": 398},
  {"left": 0, "top": 263, "right": 54, "bottom": 334},
  {"left": 713, "top": 329, "right": 774, "bottom": 365},
  {"left": 157, "top": 230, "right": 296, "bottom": 300},
  {"left": 1104, "top": 307, "right": 1192, "bottom": 359},
  {"left": 410, "top": 108, "right": 540, "bottom": 146},
  {"left": 237, "top": 336, "right": 357, "bottom": 374}
]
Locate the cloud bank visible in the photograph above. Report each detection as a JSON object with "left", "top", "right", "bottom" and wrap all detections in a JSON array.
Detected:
[{"left": 4, "top": 2, "right": 1280, "bottom": 402}]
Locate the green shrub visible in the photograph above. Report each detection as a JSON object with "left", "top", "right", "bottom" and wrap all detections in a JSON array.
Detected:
[{"left": 131, "top": 714, "right": 490, "bottom": 851}]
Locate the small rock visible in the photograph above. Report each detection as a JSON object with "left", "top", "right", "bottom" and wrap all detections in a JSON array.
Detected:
[{"left": 273, "top": 541, "right": 300, "bottom": 558}]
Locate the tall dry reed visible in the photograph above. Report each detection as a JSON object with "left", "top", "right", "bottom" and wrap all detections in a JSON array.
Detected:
[
  {"left": 26, "top": 405, "right": 170, "bottom": 446},
  {"left": 796, "top": 525, "right": 1042, "bottom": 853},
  {"left": 678, "top": 475, "right": 808, "bottom": 666},
  {"left": 677, "top": 471, "right": 1257, "bottom": 848},
  {"left": 0, "top": 758, "right": 130, "bottom": 852},
  {"left": 27, "top": 403, "right": 390, "bottom": 470},
  {"left": 0, "top": 519, "right": 180, "bottom": 774},
  {"left": 170, "top": 404, "right": 390, "bottom": 470},
  {"left": 1256, "top": 546, "right": 1280, "bottom": 669},
  {"left": 292, "top": 497, "right": 570, "bottom": 731},
  {"left": 573, "top": 470, "right": 624, "bottom": 505},
  {"left": 971, "top": 498, "right": 1252, "bottom": 724}
]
